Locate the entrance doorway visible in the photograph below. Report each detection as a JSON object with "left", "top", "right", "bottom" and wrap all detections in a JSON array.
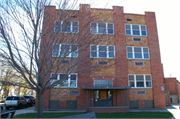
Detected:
[{"left": 94, "top": 90, "right": 113, "bottom": 107}]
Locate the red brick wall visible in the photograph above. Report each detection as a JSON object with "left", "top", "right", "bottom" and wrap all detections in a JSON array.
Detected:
[
  {"left": 40, "top": 6, "right": 56, "bottom": 109},
  {"left": 145, "top": 12, "right": 166, "bottom": 109},
  {"left": 165, "top": 78, "right": 178, "bottom": 95},
  {"left": 113, "top": 6, "right": 128, "bottom": 87}
]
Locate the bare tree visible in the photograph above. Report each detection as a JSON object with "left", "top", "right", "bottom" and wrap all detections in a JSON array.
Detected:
[{"left": 0, "top": 0, "right": 114, "bottom": 118}]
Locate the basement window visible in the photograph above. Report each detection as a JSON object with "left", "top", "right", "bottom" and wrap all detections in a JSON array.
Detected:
[
  {"left": 62, "top": 60, "right": 69, "bottom": 64},
  {"left": 137, "top": 91, "right": 146, "bottom": 95},
  {"left": 133, "top": 38, "right": 141, "bottom": 41},
  {"left": 98, "top": 61, "right": 108, "bottom": 65},
  {"left": 135, "top": 62, "right": 144, "bottom": 66},
  {"left": 69, "top": 91, "right": 79, "bottom": 95}
]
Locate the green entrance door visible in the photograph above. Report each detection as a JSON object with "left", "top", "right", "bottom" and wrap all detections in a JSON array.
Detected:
[{"left": 94, "top": 90, "right": 113, "bottom": 107}]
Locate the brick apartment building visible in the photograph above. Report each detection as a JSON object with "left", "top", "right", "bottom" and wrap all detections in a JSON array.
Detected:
[
  {"left": 40, "top": 4, "right": 166, "bottom": 112},
  {"left": 164, "top": 77, "right": 180, "bottom": 105}
]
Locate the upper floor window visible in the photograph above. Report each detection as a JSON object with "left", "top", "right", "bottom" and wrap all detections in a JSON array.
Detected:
[
  {"left": 50, "top": 73, "right": 77, "bottom": 88},
  {"left": 54, "top": 21, "right": 79, "bottom": 33},
  {"left": 52, "top": 44, "right": 78, "bottom": 58},
  {"left": 126, "top": 46, "right": 150, "bottom": 59},
  {"left": 125, "top": 24, "right": 147, "bottom": 36},
  {"left": 90, "top": 22, "right": 114, "bottom": 35},
  {"left": 90, "top": 45, "right": 115, "bottom": 58},
  {"left": 128, "top": 74, "right": 152, "bottom": 88}
]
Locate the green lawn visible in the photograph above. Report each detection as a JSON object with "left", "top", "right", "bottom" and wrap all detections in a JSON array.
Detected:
[
  {"left": 96, "top": 112, "right": 173, "bottom": 118},
  {"left": 14, "top": 112, "right": 85, "bottom": 118}
]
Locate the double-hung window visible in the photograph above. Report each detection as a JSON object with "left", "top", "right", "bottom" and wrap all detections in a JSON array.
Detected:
[
  {"left": 50, "top": 73, "right": 77, "bottom": 88},
  {"left": 52, "top": 44, "right": 78, "bottom": 58},
  {"left": 54, "top": 21, "right": 79, "bottom": 33},
  {"left": 90, "top": 22, "right": 114, "bottom": 35},
  {"left": 128, "top": 74, "right": 152, "bottom": 88},
  {"left": 125, "top": 24, "right": 147, "bottom": 36},
  {"left": 126, "top": 46, "right": 150, "bottom": 59},
  {"left": 90, "top": 45, "right": 115, "bottom": 58}
]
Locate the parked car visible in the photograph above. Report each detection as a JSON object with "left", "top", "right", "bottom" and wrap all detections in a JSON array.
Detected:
[
  {"left": 23, "top": 95, "right": 35, "bottom": 106},
  {"left": 4, "top": 96, "right": 28, "bottom": 110},
  {"left": 1, "top": 104, "right": 4, "bottom": 113}
]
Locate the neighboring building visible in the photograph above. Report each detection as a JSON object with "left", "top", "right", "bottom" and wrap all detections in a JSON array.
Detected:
[
  {"left": 40, "top": 4, "right": 166, "bottom": 112},
  {"left": 164, "top": 77, "right": 180, "bottom": 104}
]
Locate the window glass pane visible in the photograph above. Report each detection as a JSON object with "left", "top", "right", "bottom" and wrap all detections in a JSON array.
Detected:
[
  {"left": 99, "top": 46, "right": 106, "bottom": 51},
  {"left": 146, "top": 75, "right": 151, "bottom": 80},
  {"left": 108, "top": 46, "right": 115, "bottom": 57},
  {"left": 55, "top": 20, "right": 61, "bottom": 26},
  {"left": 141, "top": 26, "right": 147, "bottom": 36},
  {"left": 146, "top": 82, "right": 151, "bottom": 87},
  {"left": 129, "top": 82, "right": 134, "bottom": 87},
  {"left": 51, "top": 74, "right": 58, "bottom": 79},
  {"left": 132, "top": 25, "right": 139, "bottom": 30},
  {"left": 141, "top": 25, "right": 146, "bottom": 30},
  {"left": 108, "top": 46, "right": 114, "bottom": 51},
  {"left": 71, "top": 45, "right": 78, "bottom": 57},
  {"left": 126, "top": 30, "right": 131, "bottom": 35},
  {"left": 99, "top": 46, "right": 107, "bottom": 58},
  {"left": 135, "top": 62, "right": 144, "bottom": 66},
  {"left": 72, "top": 22, "right": 78, "bottom": 33},
  {"left": 132, "top": 25, "right": 140, "bottom": 35},
  {"left": 125, "top": 24, "right": 130, "bottom": 29},
  {"left": 108, "top": 23, "right": 114, "bottom": 34},
  {"left": 129, "top": 75, "right": 134, "bottom": 80},
  {"left": 91, "top": 52, "right": 97, "bottom": 57},
  {"left": 109, "top": 52, "right": 114, "bottom": 58},
  {"left": 143, "top": 48, "right": 149, "bottom": 59},
  {"left": 91, "top": 23, "right": 97, "bottom": 34},
  {"left": 99, "top": 52, "right": 107, "bottom": 57},
  {"left": 91, "top": 45, "right": 97, "bottom": 57},
  {"left": 62, "top": 21, "right": 71, "bottom": 32},
  {"left": 70, "top": 75, "right": 76, "bottom": 80},
  {"left": 61, "top": 45, "right": 70, "bottom": 57},
  {"left": 60, "top": 74, "right": 68, "bottom": 86},
  {"left": 134, "top": 47, "right": 142, "bottom": 58},
  {"left": 70, "top": 75, "right": 76, "bottom": 87},
  {"left": 52, "top": 44, "right": 59, "bottom": 57},
  {"left": 128, "top": 53, "right": 133, "bottom": 58},
  {"left": 98, "top": 23, "right": 106, "bottom": 34},
  {"left": 127, "top": 47, "right": 132, "bottom": 52},
  {"left": 133, "top": 38, "right": 141, "bottom": 41},
  {"left": 136, "top": 75, "right": 144, "bottom": 87},
  {"left": 91, "top": 45, "right": 97, "bottom": 51},
  {"left": 141, "top": 31, "right": 147, "bottom": 36},
  {"left": 143, "top": 48, "right": 148, "bottom": 52},
  {"left": 134, "top": 47, "right": 141, "bottom": 52},
  {"left": 136, "top": 75, "right": 143, "bottom": 80}
]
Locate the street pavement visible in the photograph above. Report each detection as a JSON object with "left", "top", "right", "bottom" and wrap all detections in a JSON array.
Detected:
[{"left": 2, "top": 104, "right": 180, "bottom": 118}]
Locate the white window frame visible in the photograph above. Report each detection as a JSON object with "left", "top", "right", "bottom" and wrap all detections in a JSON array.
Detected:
[
  {"left": 125, "top": 24, "right": 147, "bottom": 36},
  {"left": 52, "top": 44, "right": 78, "bottom": 58},
  {"left": 90, "top": 45, "right": 115, "bottom": 58},
  {"left": 50, "top": 73, "right": 78, "bottom": 88},
  {"left": 126, "top": 46, "right": 150, "bottom": 59},
  {"left": 54, "top": 21, "right": 79, "bottom": 33},
  {"left": 90, "top": 22, "right": 114, "bottom": 35},
  {"left": 128, "top": 74, "right": 152, "bottom": 88}
]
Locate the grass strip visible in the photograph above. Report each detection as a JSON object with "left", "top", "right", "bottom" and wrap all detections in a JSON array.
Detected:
[
  {"left": 96, "top": 112, "right": 173, "bottom": 118},
  {"left": 14, "top": 112, "right": 85, "bottom": 118}
]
